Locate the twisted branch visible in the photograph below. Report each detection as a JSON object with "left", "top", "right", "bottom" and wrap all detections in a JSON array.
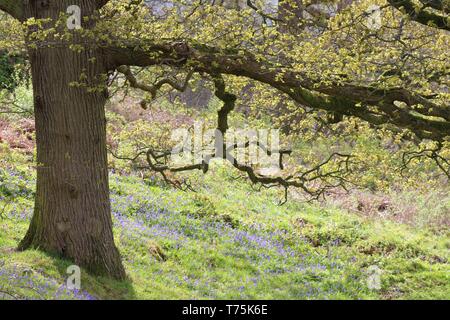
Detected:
[{"left": 111, "top": 73, "right": 353, "bottom": 203}]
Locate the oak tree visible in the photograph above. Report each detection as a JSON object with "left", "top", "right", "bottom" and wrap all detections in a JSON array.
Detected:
[{"left": 0, "top": 0, "right": 448, "bottom": 279}]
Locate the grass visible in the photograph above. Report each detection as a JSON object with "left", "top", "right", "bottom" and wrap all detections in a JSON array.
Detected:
[{"left": 0, "top": 159, "right": 449, "bottom": 300}]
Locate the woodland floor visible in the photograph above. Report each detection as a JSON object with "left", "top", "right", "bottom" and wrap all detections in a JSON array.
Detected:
[{"left": 0, "top": 161, "right": 449, "bottom": 299}]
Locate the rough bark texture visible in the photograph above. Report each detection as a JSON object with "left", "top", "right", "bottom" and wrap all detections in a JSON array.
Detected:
[{"left": 17, "top": 0, "right": 125, "bottom": 279}]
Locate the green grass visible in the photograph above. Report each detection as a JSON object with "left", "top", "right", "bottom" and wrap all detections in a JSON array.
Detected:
[{"left": 0, "top": 160, "right": 449, "bottom": 300}]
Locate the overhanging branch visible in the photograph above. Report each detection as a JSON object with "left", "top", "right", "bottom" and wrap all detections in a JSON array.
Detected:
[{"left": 106, "top": 43, "right": 450, "bottom": 141}]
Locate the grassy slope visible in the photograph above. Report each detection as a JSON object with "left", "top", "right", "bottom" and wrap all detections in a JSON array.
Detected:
[{"left": 0, "top": 159, "right": 448, "bottom": 300}]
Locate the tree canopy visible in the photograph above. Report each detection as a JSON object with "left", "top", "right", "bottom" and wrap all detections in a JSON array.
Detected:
[
  {"left": 0, "top": 0, "right": 448, "bottom": 278},
  {"left": 0, "top": 1, "right": 448, "bottom": 137}
]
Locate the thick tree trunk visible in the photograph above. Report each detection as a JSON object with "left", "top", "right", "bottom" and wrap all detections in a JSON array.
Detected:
[{"left": 18, "top": 0, "right": 125, "bottom": 279}]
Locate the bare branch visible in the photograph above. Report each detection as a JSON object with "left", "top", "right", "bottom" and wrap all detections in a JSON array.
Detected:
[
  {"left": 401, "top": 142, "right": 450, "bottom": 178},
  {"left": 111, "top": 74, "right": 353, "bottom": 202}
]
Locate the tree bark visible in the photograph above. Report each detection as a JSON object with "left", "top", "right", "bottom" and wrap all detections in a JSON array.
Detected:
[{"left": 17, "top": 0, "right": 125, "bottom": 279}]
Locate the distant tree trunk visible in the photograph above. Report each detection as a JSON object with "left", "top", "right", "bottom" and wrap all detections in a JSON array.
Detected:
[{"left": 17, "top": 0, "right": 125, "bottom": 279}]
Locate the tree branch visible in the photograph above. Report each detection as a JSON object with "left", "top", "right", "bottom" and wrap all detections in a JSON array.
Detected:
[
  {"left": 111, "top": 75, "right": 352, "bottom": 202},
  {"left": 387, "top": 0, "right": 450, "bottom": 31},
  {"left": 0, "top": 0, "right": 24, "bottom": 20},
  {"left": 106, "top": 43, "right": 450, "bottom": 141},
  {"left": 117, "top": 65, "right": 194, "bottom": 100},
  {"left": 97, "top": 0, "right": 111, "bottom": 10}
]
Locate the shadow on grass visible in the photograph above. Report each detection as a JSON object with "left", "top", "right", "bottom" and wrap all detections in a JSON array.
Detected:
[{"left": 40, "top": 250, "right": 137, "bottom": 300}]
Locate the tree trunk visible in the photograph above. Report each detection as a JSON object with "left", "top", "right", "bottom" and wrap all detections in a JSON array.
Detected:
[{"left": 18, "top": 0, "right": 125, "bottom": 279}]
